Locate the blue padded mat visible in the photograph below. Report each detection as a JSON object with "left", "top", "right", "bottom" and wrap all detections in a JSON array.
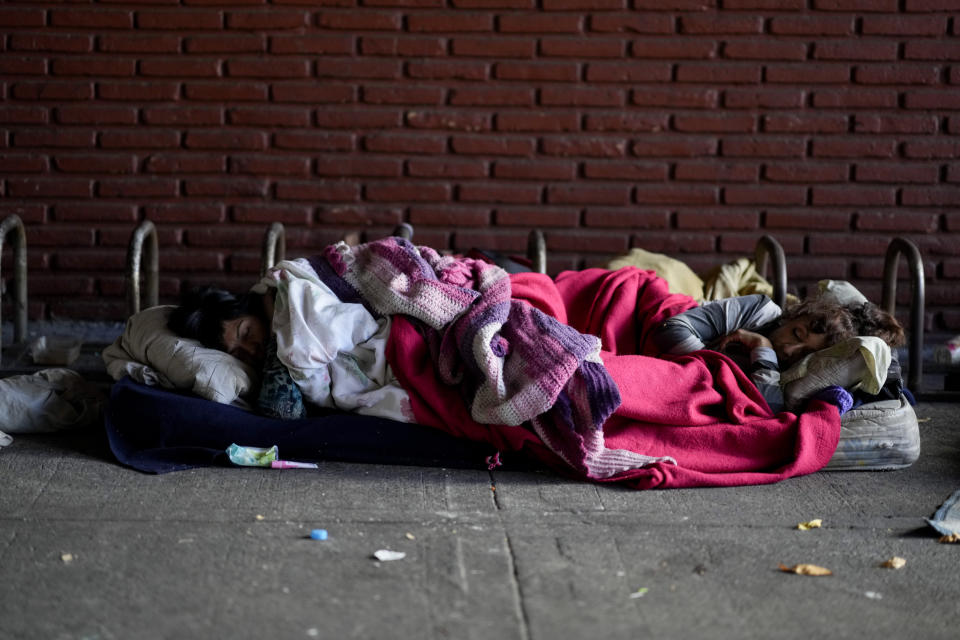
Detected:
[{"left": 105, "top": 377, "right": 507, "bottom": 474}]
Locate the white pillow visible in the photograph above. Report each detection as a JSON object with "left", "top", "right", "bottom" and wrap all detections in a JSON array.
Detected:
[
  {"left": 102, "top": 305, "right": 256, "bottom": 405},
  {"left": 781, "top": 336, "right": 891, "bottom": 411}
]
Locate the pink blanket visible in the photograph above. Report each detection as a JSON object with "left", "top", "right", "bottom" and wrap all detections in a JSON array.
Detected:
[{"left": 387, "top": 267, "right": 841, "bottom": 489}]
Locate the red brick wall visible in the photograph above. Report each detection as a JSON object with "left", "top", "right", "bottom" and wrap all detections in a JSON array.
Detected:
[{"left": 1, "top": 0, "right": 958, "bottom": 329}]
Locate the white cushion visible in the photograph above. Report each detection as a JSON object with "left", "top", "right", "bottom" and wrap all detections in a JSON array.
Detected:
[
  {"left": 781, "top": 336, "right": 891, "bottom": 411},
  {"left": 102, "top": 305, "right": 256, "bottom": 405}
]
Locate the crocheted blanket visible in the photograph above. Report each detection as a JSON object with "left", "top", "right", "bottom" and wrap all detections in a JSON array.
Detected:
[{"left": 320, "top": 237, "right": 673, "bottom": 479}]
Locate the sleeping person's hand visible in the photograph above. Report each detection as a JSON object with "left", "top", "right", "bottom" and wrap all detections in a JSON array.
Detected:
[{"left": 715, "top": 329, "right": 773, "bottom": 354}]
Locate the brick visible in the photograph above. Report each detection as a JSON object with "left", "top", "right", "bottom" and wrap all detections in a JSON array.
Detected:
[
  {"left": 674, "top": 161, "right": 758, "bottom": 182},
  {"left": 53, "top": 203, "right": 137, "bottom": 222},
  {"left": 677, "top": 63, "right": 762, "bottom": 84},
  {"left": 855, "top": 163, "right": 939, "bottom": 183},
  {"left": 54, "top": 153, "right": 137, "bottom": 174},
  {"left": 905, "top": 90, "right": 960, "bottom": 110},
  {"left": 677, "top": 209, "right": 758, "bottom": 229},
  {"left": 316, "top": 206, "right": 403, "bottom": 226},
  {"left": 363, "top": 86, "right": 445, "bottom": 105},
  {"left": 99, "top": 178, "right": 178, "bottom": 198},
  {"left": 855, "top": 210, "right": 940, "bottom": 232},
  {"left": 361, "top": 36, "right": 446, "bottom": 57},
  {"left": 53, "top": 58, "right": 136, "bottom": 77},
  {"left": 100, "top": 130, "right": 181, "bottom": 150},
  {"left": 635, "top": 185, "right": 718, "bottom": 205},
  {"left": 409, "top": 12, "right": 493, "bottom": 31},
  {"left": 543, "top": 136, "right": 627, "bottom": 157},
  {"left": 947, "top": 165, "right": 960, "bottom": 183},
  {"left": 364, "top": 133, "right": 446, "bottom": 154},
  {"left": 274, "top": 131, "right": 354, "bottom": 151},
  {"left": 902, "top": 187, "right": 960, "bottom": 206},
  {"left": 452, "top": 135, "right": 535, "bottom": 156},
  {"left": 184, "top": 130, "right": 267, "bottom": 150},
  {"left": 764, "top": 162, "right": 848, "bottom": 183},
  {"left": 540, "top": 231, "right": 629, "bottom": 254},
  {"left": 680, "top": 14, "right": 762, "bottom": 34},
  {"left": 30, "top": 275, "right": 95, "bottom": 296},
  {"left": 0, "top": 106, "right": 48, "bottom": 124},
  {"left": 228, "top": 10, "right": 310, "bottom": 29},
  {"left": 631, "top": 38, "right": 717, "bottom": 59},
  {"left": 11, "top": 34, "right": 93, "bottom": 53},
  {"left": 903, "top": 139, "right": 960, "bottom": 158},
  {"left": 723, "top": 185, "right": 807, "bottom": 205},
  {"left": 145, "top": 153, "right": 226, "bottom": 174},
  {"left": 812, "top": 186, "right": 896, "bottom": 206},
  {"left": 143, "top": 106, "right": 224, "bottom": 126},
  {"left": 161, "top": 251, "right": 224, "bottom": 272},
  {"left": 227, "top": 59, "right": 310, "bottom": 78},
  {"left": 539, "top": 38, "right": 623, "bottom": 58},
  {"left": 141, "top": 58, "right": 220, "bottom": 78},
  {"left": 764, "top": 113, "right": 848, "bottom": 133},
  {"left": 28, "top": 226, "right": 96, "bottom": 247},
  {"left": 185, "top": 177, "right": 269, "bottom": 198},
  {"left": 54, "top": 249, "right": 126, "bottom": 271},
  {"left": 458, "top": 183, "right": 540, "bottom": 203},
  {"left": 723, "top": 41, "right": 808, "bottom": 61},
  {"left": 493, "top": 160, "right": 576, "bottom": 180},
  {"left": 812, "top": 138, "right": 897, "bottom": 158},
  {"left": 904, "top": 40, "right": 960, "bottom": 61},
  {"left": 814, "top": 0, "right": 898, "bottom": 10},
  {"left": 0, "top": 57, "right": 46, "bottom": 76},
  {"left": 408, "top": 61, "right": 489, "bottom": 80},
  {"left": 628, "top": 231, "right": 715, "bottom": 254},
  {"left": 765, "top": 209, "right": 851, "bottom": 230},
  {"left": 12, "top": 82, "right": 93, "bottom": 101},
  {"left": 407, "top": 110, "right": 491, "bottom": 131},
  {"left": 721, "top": 137, "right": 805, "bottom": 157},
  {"left": 808, "top": 233, "right": 890, "bottom": 256},
  {"left": 137, "top": 10, "right": 223, "bottom": 30},
  {"left": 232, "top": 204, "right": 311, "bottom": 225},
  {"left": 8, "top": 177, "right": 93, "bottom": 198},
  {"left": 812, "top": 89, "right": 898, "bottom": 108},
  {"left": 228, "top": 106, "right": 311, "bottom": 127},
  {"left": 99, "top": 81, "right": 180, "bottom": 101},
  {"left": 269, "top": 35, "right": 352, "bottom": 55},
  {"left": 321, "top": 59, "right": 402, "bottom": 80},
  {"left": 186, "top": 35, "right": 266, "bottom": 53},
  {"left": 589, "top": 13, "right": 674, "bottom": 34},
  {"left": 365, "top": 182, "right": 450, "bottom": 202},
  {"left": 314, "top": 109, "right": 401, "bottom": 129},
  {"left": 769, "top": 15, "right": 855, "bottom": 35},
  {"left": 585, "top": 62, "right": 672, "bottom": 83},
  {"left": 548, "top": 184, "right": 630, "bottom": 205},
  {"left": 55, "top": 105, "right": 137, "bottom": 125},
  {"left": 542, "top": 0, "right": 625, "bottom": 8},
  {"left": 50, "top": 9, "right": 133, "bottom": 29},
  {"left": 582, "top": 161, "right": 668, "bottom": 181},
  {"left": 230, "top": 154, "right": 310, "bottom": 176},
  {"left": 633, "top": 136, "right": 717, "bottom": 157},
  {"left": 853, "top": 114, "right": 938, "bottom": 134},
  {"left": 317, "top": 10, "right": 402, "bottom": 31},
  {"left": 144, "top": 202, "right": 226, "bottom": 223},
  {"left": 272, "top": 83, "right": 354, "bottom": 104},
  {"left": 856, "top": 65, "right": 941, "bottom": 85},
  {"left": 0, "top": 154, "right": 48, "bottom": 173},
  {"left": 719, "top": 232, "right": 803, "bottom": 256},
  {"left": 862, "top": 15, "right": 947, "bottom": 36},
  {"left": 585, "top": 113, "right": 667, "bottom": 133},
  {"left": 408, "top": 158, "right": 487, "bottom": 178},
  {"left": 724, "top": 89, "right": 805, "bottom": 109},
  {"left": 766, "top": 63, "right": 850, "bottom": 84},
  {"left": 494, "top": 111, "right": 577, "bottom": 133},
  {"left": 540, "top": 86, "right": 624, "bottom": 107},
  {"left": 450, "top": 87, "right": 534, "bottom": 106},
  {"left": 185, "top": 82, "right": 267, "bottom": 101},
  {"left": 674, "top": 114, "right": 756, "bottom": 133},
  {"left": 453, "top": 37, "right": 535, "bottom": 58},
  {"left": 185, "top": 226, "right": 263, "bottom": 248},
  {"left": 494, "top": 205, "right": 579, "bottom": 227},
  {"left": 582, "top": 208, "right": 669, "bottom": 229},
  {"left": 315, "top": 155, "right": 402, "bottom": 177},
  {"left": 631, "top": 87, "right": 719, "bottom": 108},
  {"left": 500, "top": 12, "right": 582, "bottom": 33},
  {"left": 0, "top": 8, "right": 45, "bottom": 27},
  {"left": 99, "top": 34, "right": 181, "bottom": 53},
  {"left": 13, "top": 129, "right": 95, "bottom": 149}
]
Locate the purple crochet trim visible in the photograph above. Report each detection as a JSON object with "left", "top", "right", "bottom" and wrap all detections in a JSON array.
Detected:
[{"left": 813, "top": 385, "right": 854, "bottom": 416}]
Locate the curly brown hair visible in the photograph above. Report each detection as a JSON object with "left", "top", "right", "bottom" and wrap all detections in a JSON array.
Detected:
[{"left": 781, "top": 298, "right": 905, "bottom": 348}]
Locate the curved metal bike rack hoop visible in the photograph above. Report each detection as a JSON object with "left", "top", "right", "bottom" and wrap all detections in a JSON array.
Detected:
[
  {"left": 527, "top": 229, "right": 547, "bottom": 275},
  {"left": 126, "top": 220, "right": 159, "bottom": 317},
  {"left": 260, "top": 222, "right": 287, "bottom": 277},
  {"left": 753, "top": 235, "right": 787, "bottom": 310},
  {"left": 881, "top": 237, "right": 925, "bottom": 394},
  {"left": 0, "top": 215, "right": 28, "bottom": 356},
  {"left": 392, "top": 223, "right": 414, "bottom": 241}
]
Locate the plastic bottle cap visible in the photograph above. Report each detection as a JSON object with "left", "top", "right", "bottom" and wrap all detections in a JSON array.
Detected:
[{"left": 309, "top": 529, "right": 328, "bottom": 541}]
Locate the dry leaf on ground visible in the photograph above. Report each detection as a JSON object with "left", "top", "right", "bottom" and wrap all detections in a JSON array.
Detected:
[
  {"left": 880, "top": 556, "right": 906, "bottom": 569},
  {"left": 939, "top": 533, "right": 960, "bottom": 544},
  {"left": 779, "top": 563, "right": 833, "bottom": 576},
  {"left": 797, "top": 519, "right": 823, "bottom": 530}
]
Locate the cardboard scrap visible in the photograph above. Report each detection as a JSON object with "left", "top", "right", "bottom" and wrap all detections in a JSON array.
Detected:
[{"left": 779, "top": 563, "right": 832, "bottom": 576}]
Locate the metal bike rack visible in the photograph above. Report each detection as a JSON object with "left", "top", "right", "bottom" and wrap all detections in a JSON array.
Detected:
[
  {"left": 126, "top": 220, "right": 159, "bottom": 317},
  {"left": 260, "top": 222, "right": 286, "bottom": 277},
  {"left": 754, "top": 235, "right": 787, "bottom": 310},
  {"left": 392, "top": 223, "right": 414, "bottom": 240},
  {"left": 0, "top": 215, "right": 28, "bottom": 365},
  {"left": 527, "top": 229, "right": 547, "bottom": 275},
  {"left": 881, "top": 237, "right": 925, "bottom": 395}
]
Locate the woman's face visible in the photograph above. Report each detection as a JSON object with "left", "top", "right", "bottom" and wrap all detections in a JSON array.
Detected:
[
  {"left": 768, "top": 315, "right": 829, "bottom": 368},
  {"left": 222, "top": 314, "right": 267, "bottom": 368}
]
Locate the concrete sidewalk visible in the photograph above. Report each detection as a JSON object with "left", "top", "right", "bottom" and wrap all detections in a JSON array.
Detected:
[{"left": 1, "top": 402, "right": 958, "bottom": 640}]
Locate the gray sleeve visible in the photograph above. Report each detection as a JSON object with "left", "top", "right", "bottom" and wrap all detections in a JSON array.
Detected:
[
  {"left": 751, "top": 346, "right": 784, "bottom": 413},
  {"left": 652, "top": 294, "right": 783, "bottom": 355}
]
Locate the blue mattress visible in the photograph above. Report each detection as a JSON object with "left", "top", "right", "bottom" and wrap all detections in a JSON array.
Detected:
[{"left": 105, "top": 377, "right": 508, "bottom": 474}]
